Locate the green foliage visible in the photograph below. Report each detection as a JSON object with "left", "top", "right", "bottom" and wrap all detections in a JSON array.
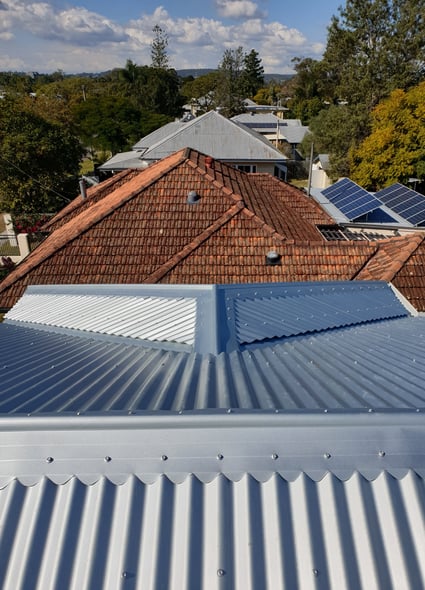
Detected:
[
  {"left": 351, "top": 82, "right": 425, "bottom": 189},
  {"left": 215, "top": 47, "right": 247, "bottom": 117},
  {"left": 180, "top": 72, "right": 220, "bottom": 114},
  {"left": 73, "top": 96, "right": 144, "bottom": 153},
  {"left": 322, "top": 0, "right": 425, "bottom": 109},
  {"left": 151, "top": 25, "right": 169, "bottom": 69},
  {"left": 241, "top": 49, "right": 264, "bottom": 98},
  {"left": 0, "top": 98, "right": 82, "bottom": 216},
  {"left": 306, "top": 104, "right": 371, "bottom": 178}
]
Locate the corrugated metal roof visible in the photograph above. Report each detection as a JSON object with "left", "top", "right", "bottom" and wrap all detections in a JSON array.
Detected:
[
  {"left": 0, "top": 470, "right": 423, "bottom": 590},
  {"left": 233, "top": 281, "right": 407, "bottom": 344},
  {"left": 2, "top": 313, "right": 425, "bottom": 414},
  {"left": 4, "top": 282, "right": 409, "bottom": 354},
  {"left": 6, "top": 291, "right": 197, "bottom": 346},
  {"left": 1, "top": 281, "right": 424, "bottom": 589}
]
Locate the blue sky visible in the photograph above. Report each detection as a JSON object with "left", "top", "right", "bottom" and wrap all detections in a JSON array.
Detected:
[{"left": 0, "top": 0, "right": 342, "bottom": 74}]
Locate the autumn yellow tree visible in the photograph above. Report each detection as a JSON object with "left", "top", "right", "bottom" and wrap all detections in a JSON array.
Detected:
[{"left": 351, "top": 82, "right": 425, "bottom": 189}]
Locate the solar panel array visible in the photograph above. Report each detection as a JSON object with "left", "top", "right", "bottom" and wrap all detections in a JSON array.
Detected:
[
  {"left": 322, "top": 178, "right": 382, "bottom": 221},
  {"left": 375, "top": 183, "right": 425, "bottom": 226}
]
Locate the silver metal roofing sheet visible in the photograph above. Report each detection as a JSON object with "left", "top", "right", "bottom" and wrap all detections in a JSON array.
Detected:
[
  {"left": 2, "top": 313, "right": 425, "bottom": 414},
  {"left": 1, "top": 411, "right": 423, "bottom": 485},
  {"left": 141, "top": 110, "right": 286, "bottom": 162},
  {"left": 132, "top": 120, "right": 186, "bottom": 149},
  {"left": 6, "top": 293, "right": 197, "bottom": 345},
  {"left": 233, "top": 282, "right": 407, "bottom": 344},
  {"left": 0, "top": 470, "right": 423, "bottom": 589}
]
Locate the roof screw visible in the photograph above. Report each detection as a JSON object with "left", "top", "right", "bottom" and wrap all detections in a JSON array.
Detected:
[
  {"left": 312, "top": 569, "right": 319, "bottom": 577},
  {"left": 217, "top": 569, "right": 226, "bottom": 577},
  {"left": 127, "top": 410, "right": 134, "bottom": 415},
  {"left": 272, "top": 453, "right": 279, "bottom": 460},
  {"left": 104, "top": 456, "right": 112, "bottom": 462},
  {"left": 121, "top": 571, "right": 128, "bottom": 579},
  {"left": 368, "top": 408, "right": 374, "bottom": 413},
  {"left": 227, "top": 409, "right": 232, "bottom": 414},
  {"left": 161, "top": 455, "right": 168, "bottom": 461},
  {"left": 46, "top": 456, "right": 54, "bottom": 463},
  {"left": 378, "top": 450, "right": 386, "bottom": 457},
  {"left": 217, "top": 453, "right": 224, "bottom": 460},
  {"left": 324, "top": 452, "right": 331, "bottom": 459},
  {"left": 324, "top": 409, "right": 328, "bottom": 413}
]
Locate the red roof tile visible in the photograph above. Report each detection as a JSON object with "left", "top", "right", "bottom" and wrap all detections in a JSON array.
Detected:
[{"left": 1, "top": 147, "right": 423, "bottom": 310}]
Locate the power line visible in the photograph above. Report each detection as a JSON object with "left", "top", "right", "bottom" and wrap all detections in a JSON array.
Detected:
[{"left": 0, "top": 154, "right": 72, "bottom": 203}]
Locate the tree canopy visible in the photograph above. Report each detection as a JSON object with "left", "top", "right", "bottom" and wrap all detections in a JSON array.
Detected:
[
  {"left": 322, "top": 0, "right": 425, "bottom": 109},
  {"left": 0, "top": 98, "right": 82, "bottom": 216},
  {"left": 350, "top": 81, "right": 425, "bottom": 189},
  {"left": 292, "top": 0, "right": 425, "bottom": 180},
  {"left": 151, "top": 25, "right": 169, "bottom": 69}
]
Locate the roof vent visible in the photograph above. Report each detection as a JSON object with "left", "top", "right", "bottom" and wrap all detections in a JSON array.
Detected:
[
  {"left": 79, "top": 178, "right": 87, "bottom": 200},
  {"left": 187, "top": 190, "right": 201, "bottom": 204},
  {"left": 266, "top": 251, "right": 282, "bottom": 265}
]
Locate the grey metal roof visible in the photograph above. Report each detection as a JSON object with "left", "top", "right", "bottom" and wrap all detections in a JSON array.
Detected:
[
  {"left": 98, "top": 150, "right": 147, "bottom": 171},
  {"left": 279, "top": 124, "right": 310, "bottom": 144},
  {"left": 100, "top": 111, "right": 287, "bottom": 170},
  {"left": 2, "top": 282, "right": 425, "bottom": 415},
  {"left": 6, "top": 289, "right": 198, "bottom": 346},
  {"left": 5, "top": 281, "right": 407, "bottom": 353},
  {"left": 132, "top": 121, "right": 186, "bottom": 150},
  {"left": 0, "top": 469, "right": 422, "bottom": 590},
  {"left": 1, "top": 280, "right": 425, "bottom": 589},
  {"left": 0, "top": 411, "right": 424, "bottom": 589}
]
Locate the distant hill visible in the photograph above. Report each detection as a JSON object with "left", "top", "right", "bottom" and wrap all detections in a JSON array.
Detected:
[{"left": 177, "top": 69, "right": 292, "bottom": 82}]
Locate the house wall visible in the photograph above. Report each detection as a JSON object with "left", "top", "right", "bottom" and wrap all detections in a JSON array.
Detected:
[{"left": 311, "top": 168, "right": 332, "bottom": 190}]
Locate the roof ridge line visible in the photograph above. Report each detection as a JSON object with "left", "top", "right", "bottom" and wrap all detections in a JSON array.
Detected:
[
  {"left": 0, "top": 150, "right": 189, "bottom": 294},
  {"left": 353, "top": 233, "right": 424, "bottom": 281},
  {"left": 143, "top": 202, "right": 245, "bottom": 283},
  {"left": 43, "top": 168, "right": 138, "bottom": 230}
]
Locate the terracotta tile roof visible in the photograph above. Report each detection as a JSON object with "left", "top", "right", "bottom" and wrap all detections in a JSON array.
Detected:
[
  {"left": 354, "top": 234, "right": 423, "bottom": 282},
  {"left": 43, "top": 169, "right": 141, "bottom": 231},
  {"left": 1, "top": 147, "right": 423, "bottom": 310}
]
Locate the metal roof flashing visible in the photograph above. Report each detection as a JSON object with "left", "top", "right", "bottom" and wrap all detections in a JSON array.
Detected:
[{"left": 0, "top": 410, "right": 423, "bottom": 488}]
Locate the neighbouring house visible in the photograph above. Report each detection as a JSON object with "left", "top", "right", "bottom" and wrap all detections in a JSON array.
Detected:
[
  {"left": 2, "top": 148, "right": 425, "bottom": 311},
  {"left": 99, "top": 110, "right": 288, "bottom": 179},
  {"left": 310, "top": 154, "right": 332, "bottom": 190},
  {"left": 0, "top": 280, "right": 424, "bottom": 589},
  {"left": 231, "top": 113, "right": 309, "bottom": 160}
]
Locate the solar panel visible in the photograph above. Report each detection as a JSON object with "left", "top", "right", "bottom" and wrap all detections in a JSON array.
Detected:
[
  {"left": 322, "top": 178, "right": 382, "bottom": 221},
  {"left": 375, "top": 183, "right": 425, "bottom": 225}
]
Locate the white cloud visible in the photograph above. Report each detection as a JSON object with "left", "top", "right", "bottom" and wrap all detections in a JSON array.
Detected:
[
  {"left": 0, "top": 1, "right": 325, "bottom": 73},
  {"left": 0, "top": 54, "right": 26, "bottom": 70},
  {"left": 0, "top": 1, "right": 128, "bottom": 45},
  {"left": 214, "top": 0, "right": 265, "bottom": 19}
]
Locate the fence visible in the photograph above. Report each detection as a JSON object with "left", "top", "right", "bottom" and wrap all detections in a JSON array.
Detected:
[{"left": 0, "top": 234, "right": 19, "bottom": 257}]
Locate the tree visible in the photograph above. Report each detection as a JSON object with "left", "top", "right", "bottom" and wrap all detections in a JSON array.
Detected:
[
  {"left": 180, "top": 72, "right": 221, "bottom": 114},
  {"left": 73, "top": 96, "right": 145, "bottom": 154},
  {"left": 241, "top": 49, "right": 264, "bottom": 98},
  {"left": 322, "top": 0, "right": 425, "bottom": 109},
  {"left": 0, "top": 99, "right": 82, "bottom": 216},
  {"left": 306, "top": 104, "right": 371, "bottom": 178},
  {"left": 350, "top": 82, "right": 425, "bottom": 189},
  {"left": 215, "top": 47, "right": 246, "bottom": 117},
  {"left": 151, "top": 25, "right": 169, "bottom": 69}
]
